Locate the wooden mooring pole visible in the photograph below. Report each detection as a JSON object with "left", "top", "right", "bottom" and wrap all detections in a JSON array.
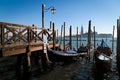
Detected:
[
  {"left": 112, "top": 25, "right": 115, "bottom": 52},
  {"left": 57, "top": 29, "right": 58, "bottom": 43},
  {"left": 117, "top": 18, "right": 120, "bottom": 77},
  {"left": 76, "top": 27, "right": 78, "bottom": 49},
  {"left": 80, "top": 26, "right": 83, "bottom": 47},
  {"left": 16, "top": 54, "right": 23, "bottom": 80},
  {"left": 69, "top": 25, "right": 72, "bottom": 49},
  {"left": 23, "top": 46, "right": 31, "bottom": 79},
  {"left": 53, "top": 23, "right": 56, "bottom": 50},
  {"left": 93, "top": 26, "right": 96, "bottom": 49},
  {"left": 63, "top": 22, "right": 66, "bottom": 50},
  {"left": 50, "top": 21, "right": 52, "bottom": 29},
  {"left": 88, "top": 20, "right": 91, "bottom": 62},
  {"left": 60, "top": 25, "right": 63, "bottom": 48},
  {"left": 16, "top": 46, "right": 32, "bottom": 80}
]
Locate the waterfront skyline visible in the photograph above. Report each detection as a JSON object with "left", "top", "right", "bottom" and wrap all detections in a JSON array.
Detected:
[{"left": 0, "top": 0, "right": 120, "bottom": 37}]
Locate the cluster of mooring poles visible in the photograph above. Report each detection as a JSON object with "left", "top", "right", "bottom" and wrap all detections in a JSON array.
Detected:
[{"left": 59, "top": 20, "right": 93, "bottom": 62}]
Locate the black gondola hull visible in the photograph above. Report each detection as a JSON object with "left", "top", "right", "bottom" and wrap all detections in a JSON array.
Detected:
[
  {"left": 94, "top": 50, "right": 112, "bottom": 73},
  {"left": 47, "top": 49, "right": 79, "bottom": 62}
]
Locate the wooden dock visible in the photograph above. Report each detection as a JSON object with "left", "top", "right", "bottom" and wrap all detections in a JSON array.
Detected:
[
  {"left": 0, "top": 22, "right": 59, "bottom": 57},
  {"left": 0, "top": 22, "right": 61, "bottom": 79}
]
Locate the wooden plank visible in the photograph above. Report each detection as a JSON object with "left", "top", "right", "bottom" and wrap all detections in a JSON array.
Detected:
[
  {"left": 48, "top": 43, "right": 59, "bottom": 49},
  {"left": 2, "top": 42, "right": 59, "bottom": 56},
  {"left": 30, "top": 46, "right": 43, "bottom": 52},
  {"left": 0, "top": 22, "right": 35, "bottom": 28},
  {"left": 2, "top": 48, "right": 26, "bottom": 57},
  {"left": 4, "top": 42, "right": 28, "bottom": 48}
]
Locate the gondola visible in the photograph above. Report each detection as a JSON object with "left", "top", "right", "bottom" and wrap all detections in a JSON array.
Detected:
[
  {"left": 47, "top": 49, "right": 80, "bottom": 62},
  {"left": 94, "top": 39, "right": 112, "bottom": 73},
  {"left": 77, "top": 46, "right": 88, "bottom": 57}
]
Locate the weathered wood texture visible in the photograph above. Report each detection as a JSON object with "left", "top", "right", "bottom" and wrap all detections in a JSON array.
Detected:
[{"left": 0, "top": 22, "right": 59, "bottom": 57}]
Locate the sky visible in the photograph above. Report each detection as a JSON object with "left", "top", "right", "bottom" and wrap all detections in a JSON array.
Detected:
[{"left": 0, "top": 0, "right": 120, "bottom": 37}]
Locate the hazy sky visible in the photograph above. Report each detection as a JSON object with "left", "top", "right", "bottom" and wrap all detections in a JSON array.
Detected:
[{"left": 0, "top": 0, "right": 120, "bottom": 37}]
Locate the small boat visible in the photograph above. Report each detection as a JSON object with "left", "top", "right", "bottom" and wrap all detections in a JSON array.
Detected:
[
  {"left": 47, "top": 49, "right": 80, "bottom": 62},
  {"left": 77, "top": 46, "right": 88, "bottom": 59},
  {"left": 94, "top": 39, "right": 112, "bottom": 73}
]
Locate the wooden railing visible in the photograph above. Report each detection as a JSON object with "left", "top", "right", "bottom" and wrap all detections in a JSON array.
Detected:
[{"left": 0, "top": 22, "right": 57, "bottom": 57}]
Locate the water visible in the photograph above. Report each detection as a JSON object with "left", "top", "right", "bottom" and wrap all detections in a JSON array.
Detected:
[
  {"left": 61, "top": 37, "right": 117, "bottom": 53},
  {"left": 0, "top": 37, "right": 119, "bottom": 80}
]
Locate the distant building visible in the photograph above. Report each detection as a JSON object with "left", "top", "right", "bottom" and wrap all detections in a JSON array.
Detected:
[
  {"left": 65, "top": 28, "right": 112, "bottom": 38},
  {"left": 81, "top": 32, "right": 112, "bottom": 38}
]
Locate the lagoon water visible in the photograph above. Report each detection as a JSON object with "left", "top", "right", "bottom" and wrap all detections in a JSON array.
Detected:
[
  {"left": 0, "top": 37, "right": 119, "bottom": 80},
  {"left": 62, "top": 37, "right": 117, "bottom": 53}
]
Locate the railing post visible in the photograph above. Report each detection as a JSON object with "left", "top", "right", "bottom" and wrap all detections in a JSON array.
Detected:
[
  {"left": 27, "top": 27, "right": 30, "bottom": 43},
  {"left": 1, "top": 23, "right": 4, "bottom": 46}
]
